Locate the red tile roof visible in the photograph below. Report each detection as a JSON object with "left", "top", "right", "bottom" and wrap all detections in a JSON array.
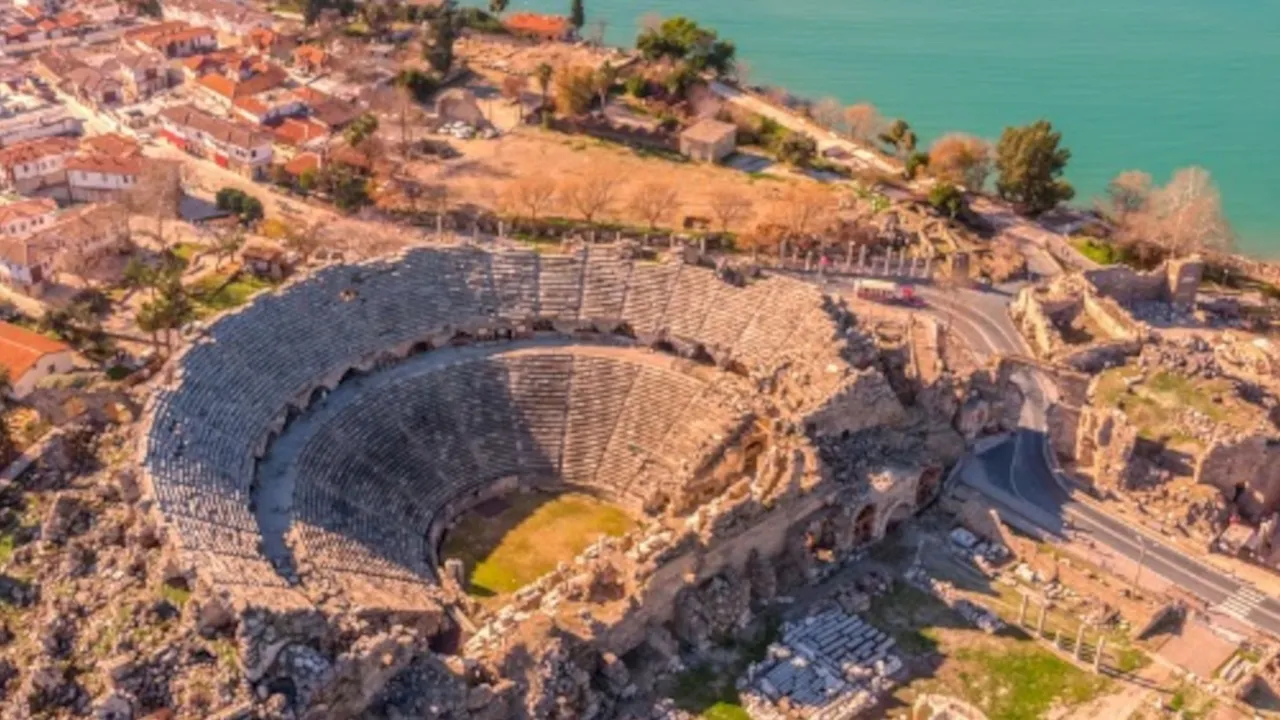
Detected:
[
  {"left": 0, "top": 197, "right": 57, "bottom": 226},
  {"left": 0, "top": 137, "right": 79, "bottom": 169},
  {"left": 79, "top": 133, "right": 141, "bottom": 158},
  {"left": 0, "top": 321, "right": 70, "bottom": 382},
  {"left": 272, "top": 117, "right": 329, "bottom": 146},
  {"left": 283, "top": 152, "right": 320, "bottom": 176},
  {"left": 504, "top": 13, "right": 571, "bottom": 39},
  {"left": 65, "top": 153, "right": 143, "bottom": 175}
]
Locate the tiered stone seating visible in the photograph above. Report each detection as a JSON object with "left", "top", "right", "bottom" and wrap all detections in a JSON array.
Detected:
[{"left": 141, "top": 245, "right": 849, "bottom": 604}]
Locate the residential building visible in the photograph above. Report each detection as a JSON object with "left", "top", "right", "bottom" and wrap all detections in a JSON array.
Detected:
[
  {"left": 162, "top": 0, "right": 273, "bottom": 36},
  {"left": 0, "top": 92, "right": 82, "bottom": 146},
  {"left": 0, "top": 320, "right": 74, "bottom": 397},
  {"left": 35, "top": 47, "right": 172, "bottom": 106},
  {"left": 0, "top": 135, "right": 77, "bottom": 192},
  {"left": 679, "top": 118, "right": 737, "bottom": 163},
  {"left": 0, "top": 203, "right": 127, "bottom": 291},
  {"left": 126, "top": 21, "right": 217, "bottom": 58},
  {"left": 0, "top": 197, "right": 56, "bottom": 236},
  {"left": 65, "top": 151, "right": 141, "bottom": 201},
  {"left": 271, "top": 116, "right": 329, "bottom": 152},
  {"left": 158, "top": 104, "right": 272, "bottom": 178},
  {"left": 503, "top": 13, "right": 573, "bottom": 41},
  {"left": 196, "top": 62, "right": 286, "bottom": 106},
  {"left": 232, "top": 87, "right": 304, "bottom": 124},
  {"left": 291, "top": 44, "right": 326, "bottom": 74}
]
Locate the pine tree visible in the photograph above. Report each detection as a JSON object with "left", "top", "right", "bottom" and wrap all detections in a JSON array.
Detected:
[{"left": 569, "top": 0, "right": 585, "bottom": 30}]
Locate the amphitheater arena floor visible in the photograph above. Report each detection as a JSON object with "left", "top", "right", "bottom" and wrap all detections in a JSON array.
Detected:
[{"left": 252, "top": 335, "right": 723, "bottom": 575}]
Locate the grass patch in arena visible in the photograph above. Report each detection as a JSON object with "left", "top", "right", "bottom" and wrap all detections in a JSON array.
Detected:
[
  {"left": 188, "top": 272, "right": 275, "bottom": 316},
  {"left": 441, "top": 492, "right": 635, "bottom": 602}
]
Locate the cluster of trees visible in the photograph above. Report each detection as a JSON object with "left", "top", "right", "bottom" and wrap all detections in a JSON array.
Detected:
[
  {"left": 636, "top": 16, "right": 735, "bottom": 78},
  {"left": 214, "top": 188, "right": 265, "bottom": 225},
  {"left": 122, "top": 257, "right": 195, "bottom": 350},
  {"left": 300, "top": 163, "right": 374, "bottom": 213},
  {"left": 495, "top": 170, "right": 754, "bottom": 234}
]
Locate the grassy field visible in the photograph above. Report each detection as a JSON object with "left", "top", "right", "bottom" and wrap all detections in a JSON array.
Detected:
[
  {"left": 1093, "top": 367, "right": 1255, "bottom": 449},
  {"left": 1072, "top": 237, "right": 1129, "bottom": 266},
  {"left": 950, "top": 643, "right": 1109, "bottom": 720},
  {"left": 440, "top": 492, "right": 635, "bottom": 599}
]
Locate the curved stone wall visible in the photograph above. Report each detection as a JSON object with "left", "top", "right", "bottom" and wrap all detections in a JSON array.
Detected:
[{"left": 138, "top": 245, "right": 854, "bottom": 610}]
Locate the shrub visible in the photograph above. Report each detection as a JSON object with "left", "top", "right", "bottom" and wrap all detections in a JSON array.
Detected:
[
  {"left": 928, "top": 182, "right": 966, "bottom": 218},
  {"left": 904, "top": 151, "right": 929, "bottom": 180},
  {"left": 624, "top": 74, "right": 649, "bottom": 98},
  {"left": 772, "top": 131, "right": 817, "bottom": 168}
]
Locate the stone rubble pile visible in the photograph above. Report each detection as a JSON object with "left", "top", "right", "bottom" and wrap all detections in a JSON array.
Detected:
[
  {"left": 905, "top": 566, "right": 1004, "bottom": 634},
  {"left": 737, "top": 608, "right": 902, "bottom": 719}
]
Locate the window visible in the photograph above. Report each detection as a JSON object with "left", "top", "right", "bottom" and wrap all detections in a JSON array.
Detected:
[{"left": 46, "top": 363, "right": 54, "bottom": 373}]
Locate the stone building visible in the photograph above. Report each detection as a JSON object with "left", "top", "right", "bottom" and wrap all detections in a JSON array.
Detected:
[{"left": 680, "top": 117, "right": 737, "bottom": 163}]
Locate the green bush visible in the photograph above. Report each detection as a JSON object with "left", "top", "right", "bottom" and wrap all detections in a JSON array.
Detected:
[
  {"left": 772, "top": 130, "right": 817, "bottom": 167},
  {"left": 623, "top": 74, "right": 649, "bottom": 98}
]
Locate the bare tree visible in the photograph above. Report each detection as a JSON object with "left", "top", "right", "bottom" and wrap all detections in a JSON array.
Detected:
[
  {"left": 128, "top": 160, "right": 185, "bottom": 247},
  {"left": 928, "top": 133, "right": 992, "bottom": 190},
  {"left": 812, "top": 97, "right": 844, "bottom": 133},
  {"left": 638, "top": 12, "right": 662, "bottom": 32},
  {"left": 1136, "top": 167, "right": 1233, "bottom": 256},
  {"left": 628, "top": 181, "right": 680, "bottom": 230},
  {"left": 55, "top": 247, "right": 95, "bottom": 288},
  {"left": 562, "top": 170, "right": 623, "bottom": 224},
  {"left": 773, "top": 185, "right": 835, "bottom": 240},
  {"left": 213, "top": 227, "right": 245, "bottom": 270},
  {"left": 1102, "top": 170, "right": 1152, "bottom": 224},
  {"left": 285, "top": 219, "right": 325, "bottom": 261},
  {"left": 507, "top": 176, "right": 558, "bottom": 222},
  {"left": 708, "top": 189, "right": 753, "bottom": 233},
  {"left": 842, "top": 102, "right": 884, "bottom": 145}
]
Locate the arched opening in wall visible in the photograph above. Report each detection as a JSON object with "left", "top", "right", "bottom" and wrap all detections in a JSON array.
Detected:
[
  {"left": 689, "top": 344, "right": 715, "bottom": 366},
  {"left": 449, "top": 330, "right": 473, "bottom": 346},
  {"left": 612, "top": 322, "right": 635, "bottom": 339},
  {"left": 723, "top": 358, "right": 748, "bottom": 378},
  {"left": 915, "top": 466, "right": 943, "bottom": 507},
  {"left": 532, "top": 319, "right": 555, "bottom": 332},
  {"left": 306, "top": 385, "right": 327, "bottom": 408},
  {"left": 741, "top": 438, "right": 766, "bottom": 478},
  {"left": 410, "top": 340, "right": 433, "bottom": 356},
  {"left": 338, "top": 367, "right": 361, "bottom": 386},
  {"left": 883, "top": 503, "right": 912, "bottom": 534},
  {"left": 853, "top": 504, "right": 876, "bottom": 545},
  {"left": 652, "top": 338, "right": 676, "bottom": 355}
]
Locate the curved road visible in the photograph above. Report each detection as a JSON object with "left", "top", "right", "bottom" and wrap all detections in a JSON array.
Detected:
[
  {"left": 926, "top": 286, "right": 1280, "bottom": 636},
  {"left": 815, "top": 274, "right": 1280, "bottom": 635}
]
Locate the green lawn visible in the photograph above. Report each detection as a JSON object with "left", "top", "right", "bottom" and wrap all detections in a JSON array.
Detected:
[
  {"left": 188, "top": 272, "right": 275, "bottom": 316},
  {"left": 953, "top": 644, "right": 1109, "bottom": 720},
  {"left": 1094, "top": 367, "right": 1256, "bottom": 448},
  {"left": 1071, "top": 236, "right": 1127, "bottom": 266},
  {"left": 171, "top": 242, "right": 203, "bottom": 267},
  {"left": 440, "top": 493, "right": 635, "bottom": 599}
]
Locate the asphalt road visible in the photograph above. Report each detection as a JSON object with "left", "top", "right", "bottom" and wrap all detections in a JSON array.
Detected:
[{"left": 917, "top": 285, "right": 1280, "bottom": 636}]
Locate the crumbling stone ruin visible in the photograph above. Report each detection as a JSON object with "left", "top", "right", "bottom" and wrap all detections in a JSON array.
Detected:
[
  {"left": 1011, "top": 255, "right": 1204, "bottom": 372},
  {"left": 1, "top": 245, "right": 1009, "bottom": 718}
]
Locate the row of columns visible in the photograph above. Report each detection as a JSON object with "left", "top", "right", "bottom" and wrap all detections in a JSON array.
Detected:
[
  {"left": 784, "top": 242, "right": 934, "bottom": 280},
  {"left": 1017, "top": 593, "right": 1106, "bottom": 673}
]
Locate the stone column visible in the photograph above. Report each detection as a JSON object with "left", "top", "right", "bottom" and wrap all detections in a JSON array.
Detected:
[
  {"left": 1074, "top": 624, "right": 1086, "bottom": 660},
  {"left": 436, "top": 214, "right": 444, "bottom": 237},
  {"left": 1094, "top": 637, "right": 1106, "bottom": 673},
  {"left": 1018, "top": 594, "right": 1029, "bottom": 625},
  {"left": 924, "top": 256, "right": 933, "bottom": 278},
  {"left": 846, "top": 242, "right": 854, "bottom": 271},
  {"left": 699, "top": 236, "right": 707, "bottom": 254},
  {"left": 858, "top": 244, "right": 868, "bottom": 272},
  {"left": 1036, "top": 603, "right": 1047, "bottom": 637}
]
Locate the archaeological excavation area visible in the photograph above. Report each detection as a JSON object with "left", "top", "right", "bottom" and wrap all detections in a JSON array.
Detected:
[{"left": 137, "top": 245, "right": 1004, "bottom": 718}]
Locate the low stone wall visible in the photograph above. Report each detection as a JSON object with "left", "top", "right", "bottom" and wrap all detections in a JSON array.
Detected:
[
  {"left": 1058, "top": 339, "right": 1142, "bottom": 374},
  {"left": 1196, "top": 435, "right": 1280, "bottom": 521}
]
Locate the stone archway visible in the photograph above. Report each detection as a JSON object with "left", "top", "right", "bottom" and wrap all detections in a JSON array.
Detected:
[
  {"left": 853, "top": 504, "right": 876, "bottom": 546},
  {"left": 915, "top": 466, "right": 943, "bottom": 506},
  {"left": 879, "top": 501, "right": 912, "bottom": 537}
]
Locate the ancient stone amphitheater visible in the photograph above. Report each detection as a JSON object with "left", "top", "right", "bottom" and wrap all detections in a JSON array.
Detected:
[{"left": 137, "top": 244, "right": 944, "bottom": 717}]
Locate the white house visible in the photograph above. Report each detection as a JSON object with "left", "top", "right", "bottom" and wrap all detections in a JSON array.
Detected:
[
  {"left": 158, "top": 104, "right": 272, "bottom": 178},
  {"left": 0, "top": 203, "right": 127, "bottom": 290},
  {"left": 65, "top": 152, "right": 140, "bottom": 201},
  {"left": 0, "top": 320, "right": 74, "bottom": 397},
  {"left": 0, "top": 197, "right": 57, "bottom": 237},
  {"left": 0, "top": 100, "right": 82, "bottom": 148},
  {"left": 0, "top": 135, "right": 78, "bottom": 193}
]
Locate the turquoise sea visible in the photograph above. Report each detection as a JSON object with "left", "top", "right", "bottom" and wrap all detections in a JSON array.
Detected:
[{"left": 484, "top": 0, "right": 1280, "bottom": 255}]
